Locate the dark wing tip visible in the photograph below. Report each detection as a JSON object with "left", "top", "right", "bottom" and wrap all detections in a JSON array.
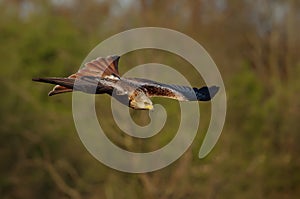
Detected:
[
  {"left": 104, "top": 55, "right": 120, "bottom": 64},
  {"left": 109, "top": 55, "right": 120, "bottom": 60},
  {"left": 194, "top": 86, "right": 220, "bottom": 101},
  {"left": 208, "top": 86, "right": 219, "bottom": 98},
  {"left": 32, "top": 77, "right": 41, "bottom": 82}
]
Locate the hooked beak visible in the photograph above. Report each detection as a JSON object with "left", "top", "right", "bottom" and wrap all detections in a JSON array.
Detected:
[{"left": 145, "top": 104, "right": 154, "bottom": 110}]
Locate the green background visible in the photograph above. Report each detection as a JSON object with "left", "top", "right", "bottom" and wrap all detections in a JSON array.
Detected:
[{"left": 1, "top": 0, "right": 299, "bottom": 198}]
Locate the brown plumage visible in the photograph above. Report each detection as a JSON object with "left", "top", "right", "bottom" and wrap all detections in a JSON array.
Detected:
[{"left": 33, "top": 55, "right": 219, "bottom": 110}]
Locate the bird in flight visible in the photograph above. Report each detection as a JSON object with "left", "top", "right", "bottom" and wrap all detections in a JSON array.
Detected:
[{"left": 33, "top": 55, "right": 219, "bottom": 110}]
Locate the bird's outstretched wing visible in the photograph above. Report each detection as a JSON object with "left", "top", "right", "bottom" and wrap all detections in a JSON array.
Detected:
[
  {"left": 71, "top": 55, "right": 120, "bottom": 79},
  {"left": 33, "top": 54, "right": 219, "bottom": 103},
  {"left": 126, "top": 78, "right": 219, "bottom": 101},
  {"left": 48, "top": 55, "right": 120, "bottom": 96}
]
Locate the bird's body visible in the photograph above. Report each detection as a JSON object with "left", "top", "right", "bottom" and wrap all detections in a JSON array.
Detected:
[{"left": 33, "top": 55, "right": 219, "bottom": 110}]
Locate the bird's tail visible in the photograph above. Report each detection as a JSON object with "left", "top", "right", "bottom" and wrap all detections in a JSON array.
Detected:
[
  {"left": 32, "top": 77, "right": 75, "bottom": 96},
  {"left": 193, "top": 86, "right": 219, "bottom": 101}
]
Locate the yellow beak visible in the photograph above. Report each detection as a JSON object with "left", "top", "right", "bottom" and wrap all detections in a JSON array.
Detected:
[{"left": 145, "top": 104, "right": 154, "bottom": 110}]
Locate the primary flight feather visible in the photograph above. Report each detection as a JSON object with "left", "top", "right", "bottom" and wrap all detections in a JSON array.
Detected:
[{"left": 32, "top": 55, "right": 219, "bottom": 110}]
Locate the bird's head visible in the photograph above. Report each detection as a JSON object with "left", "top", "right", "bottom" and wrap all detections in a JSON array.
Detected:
[{"left": 130, "top": 97, "right": 153, "bottom": 110}]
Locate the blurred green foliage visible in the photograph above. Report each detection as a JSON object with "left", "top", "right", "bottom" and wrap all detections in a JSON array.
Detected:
[{"left": 0, "top": 0, "right": 300, "bottom": 198}]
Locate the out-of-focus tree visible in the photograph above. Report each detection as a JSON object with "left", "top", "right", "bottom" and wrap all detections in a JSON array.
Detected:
[{"left": 1, "top": 0, "right": 300, "bottom": 198}]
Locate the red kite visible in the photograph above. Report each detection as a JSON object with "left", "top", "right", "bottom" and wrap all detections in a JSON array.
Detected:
[{"left": 33, "top": 55, "right": 219, "bottom": 110}]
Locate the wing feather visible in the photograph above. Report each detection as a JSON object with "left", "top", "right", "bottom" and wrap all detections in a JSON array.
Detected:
[
  {"left": 48, "top": 55, "right": 120, "bottom": 95},
  {"left": 71, "top": 55, "right": 120, "bottom": 79},
  {"left": 125, "top": 78, "right": 219, "bottom": 101}
]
